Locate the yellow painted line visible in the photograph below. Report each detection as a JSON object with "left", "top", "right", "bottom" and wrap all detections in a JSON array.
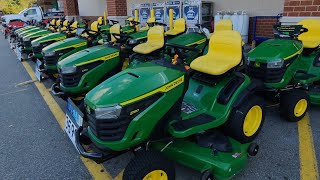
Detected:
[
  {"left": 298, "top": 114, "right": 319, "bottom": 180},
  {"left": 21, "top": 61, "right": 112, "bottom": 180},
  {"left": 113, "top": 170, "right": 123, "bottom": 180}
]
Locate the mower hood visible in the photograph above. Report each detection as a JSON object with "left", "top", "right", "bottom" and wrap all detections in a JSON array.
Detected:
[
  {"left": 18, "top": 28, "right": 41, "bottom": 37},
  {"left": 16, "top": 26, "right": 36, "bottom": 33},
  {"left": 85, "top": 63, "right": 184, "bottom": 109},
  {"left": 167, "top": 33, "right": 207, "bottom": 46},
  {"left": 100, "top": 25, "right": 111, "bottom": 32},
  {"left": 58, "top": 45, "right": 119, "bottom": 68},
  {"left": 32, "top": 32, "right": 67, "bottom": 45},
  {"left": 42, "top": 37, "right": 87, "bottom": 54},
  {"left": 24, "top": 30, "right": 51, "bottom": 39},
  {"left": 248, "top": 39, "right": 303, "bottom": 63}
]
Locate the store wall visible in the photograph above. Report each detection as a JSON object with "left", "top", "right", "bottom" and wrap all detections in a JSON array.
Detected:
[
  {"left": 283, "top": 0, "right": 320, "bottom": 16},
  {"left": 127, "top": 0, "right": 284, "bottom": 17},
  {"left": 78, "top": 0, "right": 107, "bottom": 16}
]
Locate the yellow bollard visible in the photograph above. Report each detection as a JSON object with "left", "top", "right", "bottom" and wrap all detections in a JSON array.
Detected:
[
  {"left": 104, "top": 11, "right": 107, "bottom": 25},
  {"left": 151, "top": 9, "right": 155, "bottom": 19},
  {"left": 169, "top": 8, "right": 173, "bottom": 30},
  {"left": 134, "top": 9, "right": 139, "bottom": 31}
]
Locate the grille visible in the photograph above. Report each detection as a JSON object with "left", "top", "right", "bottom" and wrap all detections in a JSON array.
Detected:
[
  {"left": 60, "top": 61, "right": 103, "bottom": 87},
  {"left": 23, "top": 40, "right": 31, "bottom": 47},
  {"left": 88, "top": 114, "right": 131, "bottom": 141},
  {"left": 87, "top": 94, "right": 162, "bottom": 142},
  {"left": 44, "top": 48, "right": 74, "bottom": 66},
  {"left": 60, "top": 70, "right": 83, "bottom": 87},
  {"left": 246, "top": 62, "right": 285, "bottom": 83},
  {"left": 32, "top": 45, "right": 43, "bottom": 54},
  {"left": 43, "top": 54, "right": 60, "bottom": 66}
]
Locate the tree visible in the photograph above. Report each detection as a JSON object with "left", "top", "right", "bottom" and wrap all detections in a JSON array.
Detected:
[{"left": 0, "top": 0, "right": 36, "bottom": 14}]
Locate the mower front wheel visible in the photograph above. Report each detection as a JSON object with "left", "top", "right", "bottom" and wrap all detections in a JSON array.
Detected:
[
  {"left": 224, "top": 97, "right": 265, "bottom": 144},
  {"left": 280, "top": 89, "right": 309, "bottom": 122},
  {"left": 123, "top": 151, "right": 175, "bottom": 180}
]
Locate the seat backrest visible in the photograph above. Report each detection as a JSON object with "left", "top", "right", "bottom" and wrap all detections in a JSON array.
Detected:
[
  {"left": 126, "top": 17, "right": 134, "bottom": 26},
  {"left": 147, "top": 17, "right": 156, "bottom": 23},
  {"left": 147, "top": 26, "right": 165, "bottom": 46},
  {"left": 56, "top": 19, "right": 61, "bottom": 26},
  {"left": 297, "top": 19, "right": 320, "bottom": 48},
  {"left": 110, "top": 24, "right": 121, "bottom": 43},
  {"left": 50, "top": 19, "right": 56, "bottom": 26},
  {"left": 208, "top": 30, "right": 242, "bottom": 62},
  {"left": 90, "top": 21, "right": 99, "bottom": 32},
  {"left": 215, "top": 19, "right": 233, "bottom": 31},
  {"left": 71, "top": 21, "right": 79, "bottom": 29},
  {"left": 63, "top": 20, "right": 70, "bottom": 27},
  {"left": 97, "top": 17, "right": 103, "bottom": 25},
  {"left": 173, "top": 18, "right": 186, "bottom": 33}
]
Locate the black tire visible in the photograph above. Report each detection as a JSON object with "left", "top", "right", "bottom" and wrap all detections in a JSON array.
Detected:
[
  {"left": 200, "top": 170, "right": 214, "bottom": 180},
  {"left": 123, "top": 151, "right": 175, "bottom": 180},
  {"left": 223, "top": 97, "right": 265, "bottom": 144},
  {"left": 247, "top": 143, "right": 259, "bottom": 156},
  {"left": 280, "top": 89, "right": 309, "bottom": 122}
]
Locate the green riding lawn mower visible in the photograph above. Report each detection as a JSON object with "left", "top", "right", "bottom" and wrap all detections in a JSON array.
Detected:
[
  {"left": 50, "top": 18, "right": 158, "bottom": 103},
  {"left": 15, "top": 18, "right": 62, "bottom": 44},
  {"left": 39, "top": 17, "right": 121, "bottom": 80},
  {"left": 50, "top": 18, "right": 190, "bottom": 105},
  {"left": 31, "top": 19, "right": 88, "bottom": 60},
  {"left": 15, "top": 18, "right": 66, "bottom": 61},
  {"left": 66, "top": 27, "right": 265, "bottom": 180},
  {"left": 247, "top": 19, "right": 320, "bottom": 122}
]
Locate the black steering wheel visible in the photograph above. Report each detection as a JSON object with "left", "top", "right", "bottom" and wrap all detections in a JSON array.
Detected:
[
  {"left": 110, "top": 20, "right": 119, "bottom": 25},
  {"left": 166, "top": 43, "right": 202, "bottom": 62},
  {"left": 130, "top": 20, "right": 140, "bottom": 26},
  {"left": 111, "top": 33, "right": 131, "bottom": 43},
  {"left": 154, "top": 22, "right": 167, "bottom": 27}
]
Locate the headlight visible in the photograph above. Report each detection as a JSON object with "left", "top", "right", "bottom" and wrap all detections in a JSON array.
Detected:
[
  {"left": 32, "top": 41, "right": 40, "bottom": 47},
  {"left": 95, "top": 105, "right": 122, "bottom": 119},
  {"left": 44, "top": 50, "right": 55, "bottom": 57},
  {"left": 267, "top": 60, "right": 284, "bottom": 69},
  {"left": 246, "top": 57, "right": 255, "bottom": 65},
  {"left": 61, "top": 66, "right": 76, "bottom": 74},
  {"left": 128, "top": 38, "right": 138, "bottom": 45},
  {"left": 23, "top": 37, "right": 30, "bottom": 41}
]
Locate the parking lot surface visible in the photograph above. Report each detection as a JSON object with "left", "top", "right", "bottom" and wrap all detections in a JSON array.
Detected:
[{"left": 0, "top": 33, "right": 318, "bottom": 179}]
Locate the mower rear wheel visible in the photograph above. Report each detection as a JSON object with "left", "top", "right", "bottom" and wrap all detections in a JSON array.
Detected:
[
  {"left": 123, "top": 151, "right": 175, "bottom": 180},
  {"left": 280, "top": 90, "right": 309, "bottom": 122},
  {"left": 224, "top": 97, "right": 265, "bottom": 144}
]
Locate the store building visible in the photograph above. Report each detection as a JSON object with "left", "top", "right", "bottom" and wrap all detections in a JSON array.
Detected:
[{"left": 62, "top": 0, "right": 320, "bottom": 44}]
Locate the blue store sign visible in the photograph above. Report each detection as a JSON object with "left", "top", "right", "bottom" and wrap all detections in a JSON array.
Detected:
[
  {"left": 153, "top": 2, "right": 165, "bottom": 23},
  {"left": 165, "top": 1, "right": 181, "bottom": 25},
  {"left": 183, "top": 1, "right": 200, "bottom": 28},
  {"left": 140, "top": 3, "right": 151, "bottom": 25}
]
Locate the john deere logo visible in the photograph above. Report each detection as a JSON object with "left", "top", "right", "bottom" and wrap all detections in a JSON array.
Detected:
[{"left": 254, "top": 62, "right": 261, "bottom": 67}]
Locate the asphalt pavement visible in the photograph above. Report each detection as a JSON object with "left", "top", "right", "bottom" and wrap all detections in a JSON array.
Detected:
[{"left": 0, "top": 32, "right": 319, "bottom": 180}]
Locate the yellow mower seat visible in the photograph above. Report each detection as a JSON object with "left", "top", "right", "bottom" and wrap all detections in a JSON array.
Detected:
[
  {"left": 297, "top": 19, "right": 320, "bottom": 49},
  {"left": 140, "top": 17, "right": 156, "bottom": 31},
  {"left": 50, "top": 19, "right": 56, "bottom": 26},
  {"left": 81, "top": 21, "right": 99, "bottom": 38},
  {"left": 110, "top": 24, "right": 121, "bottom": 43},
  {"left": 191, "top": 30, "right": 242, "bottom": 76},
  {"left": 63, "top": 20, "right": 70, "bottom": 27},
  {"left": 125, "top": 17, "right": 135, "bottom": 26},
  {"left": 215, "top": 19, "right": 233, "bottom": 31},
  {"left": 97, "top": 17, "right": 103, "bottom": 25},
  {"left": 165, "top": 18, "right": 186, "bottom": 36},
  {"left": 133, "top": 26, "right": 164, "bottom": 54}
]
